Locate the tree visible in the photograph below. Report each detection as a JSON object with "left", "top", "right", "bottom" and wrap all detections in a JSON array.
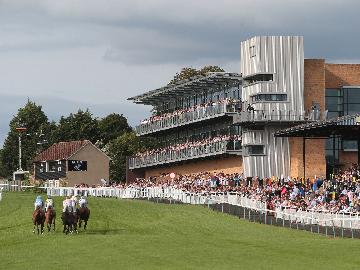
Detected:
[
  {"left": 107, "top": 132, "right": 141, "bottom": 182},
  {"left": 168, "top": 65, "right": 225, "bottom": 85},
  {"left": 53, "top": 109, "right": 99, "bottom": 143},
  {"left": 1, "top": 101, "right": 52, "bottom": 176},
  {"left": 107, "top": 132, "right": 158, "bottom": 182},
  {"left": 98, "top": 113, "right": 132, "bottom": 147},
  {"left": 0, "top": 149, "right": 7, "bottom": 178}
]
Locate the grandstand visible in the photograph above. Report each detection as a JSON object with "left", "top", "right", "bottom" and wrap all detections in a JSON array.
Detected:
[{"left": 127, "top": 35, "right": 360, "bottom": 181}]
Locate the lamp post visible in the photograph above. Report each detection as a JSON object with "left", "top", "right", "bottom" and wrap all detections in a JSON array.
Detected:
[
  {"left": 15, "top": 126, "right": 27, "bottom": 171},
  {"left": 13, "top": 125, "right": 29, "bottom": 181}
]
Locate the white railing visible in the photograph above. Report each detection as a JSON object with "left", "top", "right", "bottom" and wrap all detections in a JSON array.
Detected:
[
  {"left": 136, "top": 102, "right": 241, "bottom": 136},
  {"left": 0, "top": 187, "right": 3, "bottom": 201},
  {"left": 129, "top": 140, "right": 241, "bottom": 169},
  {"left": 44, "top": 186, "right": 360, "bottom": 231},
  {"left": 234, "top": 110, "right": 327, "bottom": 123}
]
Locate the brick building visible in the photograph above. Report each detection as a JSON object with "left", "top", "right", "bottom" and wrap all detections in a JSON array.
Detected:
[
  {"left": 127, "top": 36, "right": 360, "bottom": 181},
  {"left": 33, "top": 140, "right": 110, "bottom": 186}
]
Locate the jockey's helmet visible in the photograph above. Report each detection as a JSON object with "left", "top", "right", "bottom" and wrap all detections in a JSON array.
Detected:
[
  {"left": 36, "top": 195, "right": 42, "bottom": 200},
  {"left": 47, "top": 195, "right": 52, "bottom": 199}
]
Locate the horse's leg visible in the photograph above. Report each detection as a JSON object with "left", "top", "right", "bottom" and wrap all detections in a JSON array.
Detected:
[
  {"left": 84, "top": 220, "right": 87, "bottom": 230},
  {"left": 41, "top": 223, "right": 44, "bottom": 234},
  {"left": 53, "top": 218, "right": 56, "bottom": 231},
  {"left": 33, "top": 223, "right": 35, "bottom": 234},
  {"left": 37, "top": 224, "right": 40, "bottom": 235},
  {"left": 79, "top": 219, "right": 82, "bottom": 228}
]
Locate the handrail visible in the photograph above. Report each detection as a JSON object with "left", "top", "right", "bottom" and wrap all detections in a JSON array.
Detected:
[
  {"left": 235, "top": 110, "right": 327, "bottom": 123},
  {"left": 136, "top": 102, "right": 241, "bottom": 135},
  {"left": 129, "top": 139, "right": 241, "bottom": 169}
]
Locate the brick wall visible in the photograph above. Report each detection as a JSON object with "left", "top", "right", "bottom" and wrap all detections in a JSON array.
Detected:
[
  {"left": 144, "top": 156, "right": 243, "bottom": 178},
  {"left": 339, "top": 151, "right": 358, "bottom": 170},
  {"left": 291, "top": 59, "right": 327, "bottom": 178},
  {"left": 304, "top": 59, "right": 325, "bottom": 111},
  {"left": 325, "top": 64, "right": 360, "bottom": 88},
  {"left": 289, "top": 137, "right": 326, "bottom": 179}
]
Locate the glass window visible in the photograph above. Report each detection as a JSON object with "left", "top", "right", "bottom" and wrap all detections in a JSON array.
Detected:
[
  {"left": 245, "top": 145, "right": 265, "bottom": 155},
  {"left": 343, "top": 140, "right": 358, "bottom": 151},
  {"left": 345, "top": 88, "right": 360, "bottom": 103},
  {"left": 326, "top": 89, "right": 341, "bottom": 96}
]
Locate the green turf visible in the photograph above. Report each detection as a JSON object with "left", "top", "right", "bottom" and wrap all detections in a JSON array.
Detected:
[{"left": 0, "top": 192, "right": 359, "bottom": 270}]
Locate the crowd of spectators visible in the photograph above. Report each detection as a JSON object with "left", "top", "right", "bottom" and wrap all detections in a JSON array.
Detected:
[
  {"left": 120, "top": 164, "right": 360, "bottom": 214},
  {"left": 140, "top": 98, "right": 241, "bottom": 125},
  {"left": 133, "top": 135, "right": 241, "bottom": 158}
]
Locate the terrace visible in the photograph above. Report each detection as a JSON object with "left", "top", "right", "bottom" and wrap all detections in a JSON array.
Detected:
[
  {"left": 135, "top": 100, "right": 241, "bottom": 136},
  {"left": 128, "top": 137, "right": 241, "bottom": 169}
]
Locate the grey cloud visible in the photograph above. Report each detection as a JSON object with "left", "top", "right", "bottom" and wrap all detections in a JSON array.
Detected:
[{"left": 0, "top": 0, "right": 359, "bottom": 64}]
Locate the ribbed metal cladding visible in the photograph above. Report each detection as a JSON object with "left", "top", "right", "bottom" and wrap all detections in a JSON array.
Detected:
[{"left": 240, "top": 36, "right": 304, "bottom": 178}]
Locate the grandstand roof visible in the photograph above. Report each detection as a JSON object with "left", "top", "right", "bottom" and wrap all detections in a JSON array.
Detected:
[
  {"left": 33, "top": 140, "right": 91, "bottom": 162},
  {"left": 128, "top": 72, "right": 242, "bottom": 105},
  {"left": 274, "top": 114, "right": 360, "bottom": 138}
]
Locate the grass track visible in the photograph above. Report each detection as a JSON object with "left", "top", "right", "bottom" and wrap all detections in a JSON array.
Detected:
[{"left": 0, "top": 192, "right": 359, "bottom": 270}]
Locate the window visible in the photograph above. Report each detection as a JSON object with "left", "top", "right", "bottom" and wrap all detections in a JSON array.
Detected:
[
  {"left": 244, "top": 73, "right": 273, "bottom": 85},
  {"left": 249, "top": 45, "right": 256, "bottom": 58},
  {"left": 251, "top": 93, "right": 287, "bottom": 103},
  {"left": 47, "top": 161, "right": 58, "bottom": 172},
  {"left": 244, "top": 145, "right": 265, "bottom": 155},
  {"left": 342, "top": 87, "right": 360, "bottom": 116},
  {"left": 343, "top": 140, "right": 358, "bottom": 151}
]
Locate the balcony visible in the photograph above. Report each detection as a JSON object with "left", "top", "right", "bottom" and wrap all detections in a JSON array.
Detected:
[
  {"left": 233, "top": 110, "right": 328, "bottom": 124},
  {"left": 129, "top": 139, "right": 242, "bottom": 169},
  {"left": 135, "top": 101, "right": 241, "bottom": 136}
]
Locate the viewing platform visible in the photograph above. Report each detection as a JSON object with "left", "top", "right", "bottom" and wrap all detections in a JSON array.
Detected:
[
  {"left": 233, "top": 110, "right": 328, "bottom": 124},
  {"left": 128, "top": 139, "right": 241, "bottom": 169},
  {"left": 135, "top": 101, "right": 241, "bottom": 136}
]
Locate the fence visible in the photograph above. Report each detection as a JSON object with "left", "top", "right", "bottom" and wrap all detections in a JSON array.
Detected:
[
  {"left": 3, "top": 184, "right": 359, "bottom": 237},
  {"left": 43, "top": 186, "right": 360, "bottom": 237},
  {"left": 135, "top": 101, "right": 241, "bottom": 136},
  {"left": 0, "top": 180, "right": 25, "bottom": 191}
]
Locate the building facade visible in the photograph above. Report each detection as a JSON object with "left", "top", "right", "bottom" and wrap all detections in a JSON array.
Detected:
[
  {"left": 127, "top": 36, "right": 360, "bottom": 181},
  {"left": 33, "top": 140, "right": 110, "bottom": 186}
]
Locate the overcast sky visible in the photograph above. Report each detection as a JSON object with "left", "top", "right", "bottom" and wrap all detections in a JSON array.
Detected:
[{"left": 1, "top": 0, "right": 360, "bottom": 146}]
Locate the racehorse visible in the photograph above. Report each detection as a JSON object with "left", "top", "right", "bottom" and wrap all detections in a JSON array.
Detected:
[
  {"left": 45, "top": 207, "right": 56, "bottom": 232},
  {"left": 77, "top": 207, "right": 90, "bottom": 230},
  {"left": 33, "top": 206, "right": 45, "bottom": 235},
  {"left": 61, "top": 209, "right": 78, "bottom": 234}
]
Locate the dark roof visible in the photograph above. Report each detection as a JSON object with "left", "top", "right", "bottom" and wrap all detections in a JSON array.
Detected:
[
  {"left": 274, "top": 114, "right": 360, "bottom": 138},
  {"left": 128, "top": 72, "right": 242, "bottom": 105},
  {"left": 33, "top": 140, "right": 91, "bottom": 162}
]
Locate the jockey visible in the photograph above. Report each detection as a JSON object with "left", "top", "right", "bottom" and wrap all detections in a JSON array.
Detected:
[
  {"left": 79, "top": 196, "right": 88, "bottom": 208},
  {"left": 62, "top": 196, "right": 71, "bottom": 213},
  {"left": 34, "top": 195, "right": 44, "bottom": 210},
  {"left": 45, "top": 195, "right": 54, "bottom": 212},
  {"left": 70, "top": 195, "right": 78, "bottom": 213}
]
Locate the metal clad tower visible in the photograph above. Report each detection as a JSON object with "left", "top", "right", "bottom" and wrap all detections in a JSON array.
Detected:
[{"left": 240, "top": 36, "right": 304, "bottom": 178}]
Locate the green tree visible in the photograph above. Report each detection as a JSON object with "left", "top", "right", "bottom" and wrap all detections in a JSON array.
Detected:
[
  {"left": 168, "top": 65, "right": 224, "bottom": 85},
  {"left": 1, "top": 101, "right": 52, "bottom": 176},
  {"left": 0, "top": 149, "right": 7, "bottom": 178},
  {"left": 107, "top": 132, "right": 141, "bottom": 182},
  {"left": 107, "top": 132, "right": 157, "bottom": 182},
  {"left": 53, "top": 109, "right": 99, "bottom": 143},
  {"left": 98, "top": 113, "right": 132, "bottom": 147}
]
